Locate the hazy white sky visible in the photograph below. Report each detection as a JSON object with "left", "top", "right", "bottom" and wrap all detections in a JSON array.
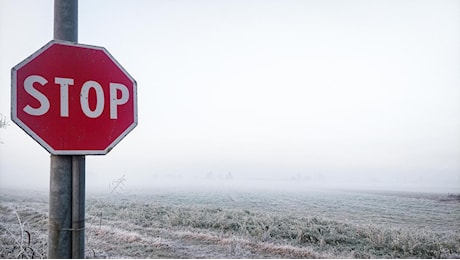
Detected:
[{"left": 1, "top": 0, "right": 459, "bottom": 192}]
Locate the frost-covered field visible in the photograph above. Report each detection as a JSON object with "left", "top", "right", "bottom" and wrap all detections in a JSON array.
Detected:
[{"left": 1, "top": 183, "right": 459, "bottom": 258}]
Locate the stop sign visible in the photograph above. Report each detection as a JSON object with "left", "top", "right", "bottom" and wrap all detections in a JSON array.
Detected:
[{"left": 11, "top": 40, "right": 137, "bottom": 155}]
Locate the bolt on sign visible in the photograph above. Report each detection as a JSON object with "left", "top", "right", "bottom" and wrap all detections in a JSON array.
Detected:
[{"left": 11, "top": 40, "right": 137, "bottom": 155}]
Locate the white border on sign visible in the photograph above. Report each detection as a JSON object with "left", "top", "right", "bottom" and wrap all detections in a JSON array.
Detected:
[{"left": 11, "top": 40, "right": 138, "bottom": 155}]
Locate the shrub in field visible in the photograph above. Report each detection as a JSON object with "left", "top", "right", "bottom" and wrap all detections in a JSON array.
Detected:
[
  {"left": 0, "top": 113, "right": 9, "bottom": 144},
  {"left": 0, "top": 204, "right": 47, "bottom": 258}
]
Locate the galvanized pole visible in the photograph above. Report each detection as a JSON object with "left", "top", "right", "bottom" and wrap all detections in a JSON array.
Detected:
[
  {"left": 49, "top": 0, "right": 85, "bottom": 258},
  {"left": 49, "top": 155, "right": 73, "bottom": 258},
  {"left": 72, "top": 156, "right": 85, "bottom": 258},
  {"left": 54, "top": 0, "right": 78, "bottom": 42}
]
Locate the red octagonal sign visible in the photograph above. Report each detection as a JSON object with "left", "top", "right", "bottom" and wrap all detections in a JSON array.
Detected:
[{"left": 11, "top": 40, "right": 137, "bottom": 155}]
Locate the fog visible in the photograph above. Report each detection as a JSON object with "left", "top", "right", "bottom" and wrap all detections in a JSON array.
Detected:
[{"left": 1, "top": 0, "right": 460, "bottom": 194}]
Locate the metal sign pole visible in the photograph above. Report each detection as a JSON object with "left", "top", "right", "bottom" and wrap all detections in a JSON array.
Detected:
[
  {"left": 72, "top": 156, "right": 85, "bottom": 258},
  {"left": 49, "top": 155, "right": 73, "bottom": 258},
  {"left": 49, "top": 0, "right": 84, "bottom": 258}
]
